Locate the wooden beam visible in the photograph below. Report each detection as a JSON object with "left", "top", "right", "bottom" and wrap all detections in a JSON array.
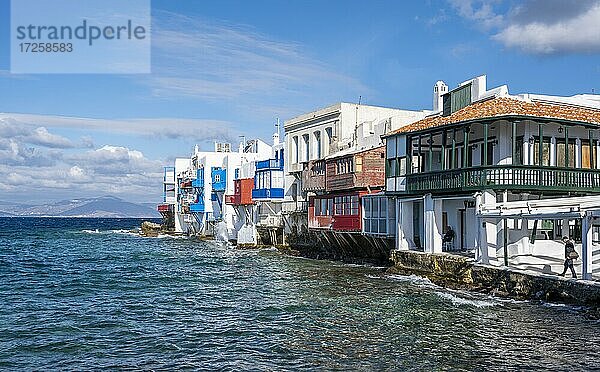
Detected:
[
  {"left": 512, "top": 121, "right": 517, "bottom": 165},
  {"left": 406, "top": 135, "right": 412, "bottom": 175},
  {"left": 463, "top": 126, "right": 469, "bottom": 168},
  {"left": 483, "top": 122, "right": 489, "bottom": 166},
  {"left": 451, "top": 128, "right": 457, "bottom": 169},
  {"left": 428, "top": 133, "right": 433, "bottom": 172},
  {"left": 538, "top": 123, "right": 543, "bottom": 166},
  {"left": 441, "top": 130, "right": 447, "bottom": 170},
  {"left": 565, "top": 126, "right": 570, "bottom": 167}
]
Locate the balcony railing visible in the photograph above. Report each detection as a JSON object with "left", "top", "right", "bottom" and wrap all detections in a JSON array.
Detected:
[
  {"left": 282, "top": 201, "right": 309, "bottom": 213},
  {"left": 256, "top": 158, "right": 284, "bottom": 170},
  {"left": 192, "top": 178, "right": 204, "bottom": 188},
  {"left": 252, "top": 188, "right": 284, "bottom": 199},
  {"left": 405, "top": 165, "right": 600, "bottom": 194},
  {"left": 190, "top": 202, "right": 205, "bottom": 213}
]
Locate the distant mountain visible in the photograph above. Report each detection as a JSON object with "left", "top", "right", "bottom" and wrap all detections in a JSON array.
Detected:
[{"left": 0, "top": 196, "right": 160, "bottom": 218}]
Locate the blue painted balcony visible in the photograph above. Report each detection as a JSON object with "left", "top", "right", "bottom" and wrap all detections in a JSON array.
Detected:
[
  {"left": 192, "top": 169, "right": 204, "bottom": 188},
  {"left": 211, "top": 168, "right": 227, "bottom": 192},
  {"left": 190, "top": 200, "right": 205, "bottom": 213},
  {"left": 256, "top": 158, "right": 284, "bottom": 171},
  {"left": 252, "top": 188, "right": 284, "bottom": 200}
]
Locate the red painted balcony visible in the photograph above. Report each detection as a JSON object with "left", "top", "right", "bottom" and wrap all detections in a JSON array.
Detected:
[{"left": 225, "top": 178, "right": 253, "bottom": 205}]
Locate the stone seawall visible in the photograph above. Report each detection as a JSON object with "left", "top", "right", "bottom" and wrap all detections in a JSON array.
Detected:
[
  {"left": 389, "top": 250, "right": 600, "bottom": 314},
  {"left": 288, "top": 231, "right": 393, "bottom": 265}
]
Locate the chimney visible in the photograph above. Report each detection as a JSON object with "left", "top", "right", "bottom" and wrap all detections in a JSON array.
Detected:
[
  {"left": 433, "top": 80, "right": 448, "bottom": 113},
  {"left": 273, "top": 118, "right": 280, "bottom": 146}
]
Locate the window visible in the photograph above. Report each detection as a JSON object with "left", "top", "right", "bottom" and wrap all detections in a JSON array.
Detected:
[
  {"left": 336, "top": 157, "right": 354, "bottom": 174},
  {"left": 582, "top": 140, "right": 594, "bottom": 169},
  {"left": 515, "top": 136, "right": 523, "bottom": 165},
  {"left": 311, "top": 160, "right": 325, "bottom": 176},
  {"left": 326, "top": 127, "right": 333, "bottom": 145},
  {"left": 479, "top": 141, "right": 496, "bottom": 166},
  {"left": 557, "top": 139, "right": 575, "bottom": 168},
  {"left": 532, "top": 137, "right": 550, "bottom": 166},
  {"left": 333, "top": 195, "right": 359, "bottom": 216},
  {"left": 303, "top": 134, "right": 310, "bottom": 162},
  {"left": 362, "top": 196, "right": 393, "bottom": 235},
  {"left": 293, "top": 136, "right": 299, "bottom": 164},
  {"left": 272, "top": 171, "right": 284, "bottom": 188},
  {"left": 386, "top": 158, "right": 397, "bottom": 178},
  {"left": 314, "top": 198, "right": 333, "bottom": 216},
  {"left": 314, "top": 131, "right": 321, "bottom": 159}
]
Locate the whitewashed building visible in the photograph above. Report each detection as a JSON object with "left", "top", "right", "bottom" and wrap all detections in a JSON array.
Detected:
[
  {"left": 173, "top": 140, "right": 271, "bottom": 240},
  {"left": 226, "top": 123, "right": 286, "bottom": 245},
  {"left": 379, "top": 75, "right": 600, "bottom": 279},
  {"left": 282, "top": 102, "right": 430, "bottom": 242}
]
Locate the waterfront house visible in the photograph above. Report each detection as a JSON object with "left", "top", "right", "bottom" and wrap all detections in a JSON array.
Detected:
[
  {"left": 226, "top": 124, "right": 286, "bottom": 245},
  {"left": 283, "top": 102, "right": 429, "bottom": 256},
  {"left": 172, "top": 140, "right": 271, "bottom": 240},
  {"left": 157, "top": 166, "right": 176, "bottom": 230},
  {"left": 308, "top": 145, "right": 386, "bottom": 232},
  {"left": 379, "top": 75, "right": 600, "bottom": 279}
]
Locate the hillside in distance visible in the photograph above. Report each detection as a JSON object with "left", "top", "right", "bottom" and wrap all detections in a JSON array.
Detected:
[{"left": 0, "top": 196, "right": 160, "bottom": 218}]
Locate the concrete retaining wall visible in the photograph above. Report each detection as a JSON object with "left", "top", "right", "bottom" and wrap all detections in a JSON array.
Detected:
[{"left": 389, "top": 250, "right": 600, "bottom": 312}]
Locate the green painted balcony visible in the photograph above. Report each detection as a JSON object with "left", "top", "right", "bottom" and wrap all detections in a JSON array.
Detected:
[{"left": 404, "top": 165, "right": 600, "bottom": 194}]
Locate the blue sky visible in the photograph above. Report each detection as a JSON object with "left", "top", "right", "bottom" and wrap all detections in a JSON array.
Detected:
[{"left": 1, "top": 0, "right": 600, "bottom": 204}]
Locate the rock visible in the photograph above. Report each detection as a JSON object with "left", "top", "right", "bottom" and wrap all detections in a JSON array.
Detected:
[{"left": 140, "top": 221, "right": 161, "bottom": 237}]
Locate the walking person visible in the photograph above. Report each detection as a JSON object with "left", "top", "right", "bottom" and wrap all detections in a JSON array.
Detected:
[{"left": 559, "top": 236, "right": 578, "bottom": 279}]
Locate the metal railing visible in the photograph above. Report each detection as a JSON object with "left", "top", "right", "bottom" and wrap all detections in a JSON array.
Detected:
[
  {"left": 405, "top": 165, "right": 600, "bottom": 194},
  {"left": 256, "top": 158, "right": 284, "bottom": 170},
  {"left": 282, "top": 201, "right": 309, "bottom": 213}
]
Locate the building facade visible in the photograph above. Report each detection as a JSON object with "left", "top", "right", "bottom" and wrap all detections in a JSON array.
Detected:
[
  {"left": 381, "top": 75, "right": 600, "bottom": 279},
  {"left": 282, "top": 102, "right": 429, "bottom": 248}
]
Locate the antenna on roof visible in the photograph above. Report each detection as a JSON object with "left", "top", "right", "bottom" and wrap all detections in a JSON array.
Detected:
[{"left": 353, "top": 95, "right": 362, "bottom": 147}]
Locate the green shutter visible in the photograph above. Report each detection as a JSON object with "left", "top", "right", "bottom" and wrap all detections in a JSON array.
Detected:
[{"left": 451, "top": 83, "right": 471, "bottom": 114}]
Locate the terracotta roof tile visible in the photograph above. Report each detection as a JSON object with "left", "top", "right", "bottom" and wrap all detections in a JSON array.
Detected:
[{"left": 390, "top": 97, "right": 600, "bottom": 135}]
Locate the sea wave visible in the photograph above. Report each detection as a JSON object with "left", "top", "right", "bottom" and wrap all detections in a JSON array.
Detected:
[
  {"left": 435, "top": 291, "right": 498, "bottom": 308},
  {"left": 80, "top": 228, "right": 139, "bottom": 236},
  {"left": 81, "top": 229, "right": 101, "bottom": 234},
  {"left": 380, "top": 273, "right": 439, "bottom": 288}
]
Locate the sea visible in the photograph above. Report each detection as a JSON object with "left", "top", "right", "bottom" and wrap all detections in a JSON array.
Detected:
[{"left": 1, "top": 217, "right": 599, "bottom": 371}]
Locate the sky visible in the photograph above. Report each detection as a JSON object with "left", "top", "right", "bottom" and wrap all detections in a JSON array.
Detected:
[{"left": 1, "top": 0, "right": 600, "bottom": 204}]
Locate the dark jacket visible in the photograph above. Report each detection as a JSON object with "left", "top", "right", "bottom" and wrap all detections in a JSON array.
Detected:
[{"left": 565, "top": 240, "right": 575, "bottom": 259}]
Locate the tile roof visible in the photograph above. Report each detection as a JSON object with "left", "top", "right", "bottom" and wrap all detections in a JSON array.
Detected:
[{"left": 389, "top": 97, "right": 600, "bottom": 135}]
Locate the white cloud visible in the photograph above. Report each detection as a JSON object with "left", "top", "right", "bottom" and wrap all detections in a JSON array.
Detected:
[
  {"left": 448, "top": 0, "right": 600, "bottom": 55},
  {"left": 147, "top": 11, "right": 370, "bottom": 102},
  {"left": 0, "top": 113, "right": 239, "bottom": 144},
  {"left": 27, "top": 127, "right": 75, "bottom": 148},
  {"left": 448, "top": 0, "right": 505, "bottom": 30},
  {"left": 494, "top": 3, "right": 600, "bottom": 54},
  {"left": 0, "top": 144, "right": 163, "bottom": 203}
]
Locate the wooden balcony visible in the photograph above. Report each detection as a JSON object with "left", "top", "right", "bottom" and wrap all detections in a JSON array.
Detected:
[
  {"left": 405, "top": 165, "right": 600, "bottom": 194},
  {"left": 302, "top": 160, "right": 326, "bottom": 192}
]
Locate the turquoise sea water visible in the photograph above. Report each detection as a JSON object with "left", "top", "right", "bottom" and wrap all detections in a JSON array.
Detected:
[{"left": 1, "top": 217, "right": 599, "bottom": 370}]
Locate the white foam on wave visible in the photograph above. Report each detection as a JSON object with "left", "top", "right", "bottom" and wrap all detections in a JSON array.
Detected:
[
  {"left": 435, "top": 291, "right": 498, "bottom": 308},
  {"left": 81, "top": 228, "right": 140, "bottom": 237},
  {"left": 81, "top": 229, "right": 101, "bottom": 234},
  {"left": 385, "top": 273, "right": 438, "bottom": 288},
  {"left": 156, "top": 233, "right": 187, "bottom": 239},
  {"left": 541, "top": 301, "right": 586, "bottom": 312}
]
